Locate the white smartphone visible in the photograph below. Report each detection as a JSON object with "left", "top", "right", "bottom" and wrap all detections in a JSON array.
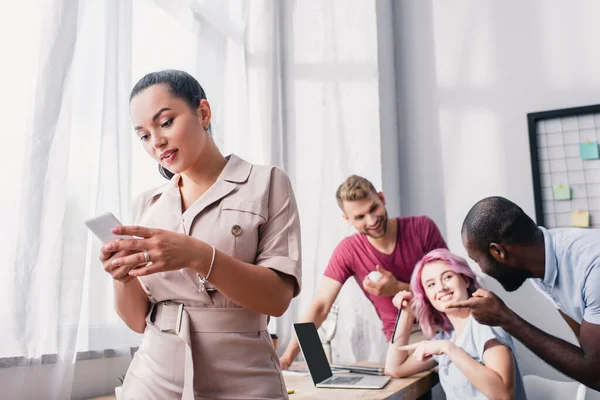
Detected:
[{"left": 85, "top": 212, "right": 131, "bottom": 244}]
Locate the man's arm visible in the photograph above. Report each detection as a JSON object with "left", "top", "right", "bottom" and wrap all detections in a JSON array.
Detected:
[
  {"left": 503, "top": 315, "right": 600, "bottom": 390},
  {"left": 279, "top": 276, "right": 343, "bottom": 369},
  {"left": 362, "top": 265, "right": 409, "bottom": 297},
  {"left": 447, "top": 289, "right": 600, "bottom": 390}
]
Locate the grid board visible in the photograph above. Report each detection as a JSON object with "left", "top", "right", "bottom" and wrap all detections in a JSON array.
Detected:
[{"left": 528, "top": 105, "right": 600, "bottom": 229}]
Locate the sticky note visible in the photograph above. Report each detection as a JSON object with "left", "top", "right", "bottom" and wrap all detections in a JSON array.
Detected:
[
  {"left": 552, "top": 185, "right": 571, "bottom": 200},
  {"left": 571, "top": 211, "right": 590, "bottom": 228},
  {"left": 580, "top": 141, "right": 599, "bottom": 160}
]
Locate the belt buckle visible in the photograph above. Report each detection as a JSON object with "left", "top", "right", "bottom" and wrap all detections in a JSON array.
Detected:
[{"left": 161, "top": 300, "right": 184, "bottom": 335}]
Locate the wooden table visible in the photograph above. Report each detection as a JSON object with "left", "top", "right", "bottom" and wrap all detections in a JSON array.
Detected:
[
  {"left": 284, "top": 362, "right": 438, "bottom": 400},
  {"left": 90, "top": 368, "right": 437, "bottom": 400}
]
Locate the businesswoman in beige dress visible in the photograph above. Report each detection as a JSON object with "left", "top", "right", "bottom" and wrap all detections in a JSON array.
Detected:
[{"left": 99, "top": 69, "right": 302, "bottom": 400}]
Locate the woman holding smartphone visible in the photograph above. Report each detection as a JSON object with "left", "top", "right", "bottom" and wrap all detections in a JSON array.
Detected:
[
  {"left": 385, "top": 249, "right": 526, "bottom": 400},
  {"left": 99, "top": 69, "right": 301, "bottom": 399}
]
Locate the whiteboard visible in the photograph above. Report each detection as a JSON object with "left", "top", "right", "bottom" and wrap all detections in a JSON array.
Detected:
[{"left": 528, "top": 105, "right": 600, "bottom": 229}]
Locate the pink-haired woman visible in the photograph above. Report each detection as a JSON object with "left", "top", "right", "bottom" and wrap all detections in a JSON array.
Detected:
[{"left": 384, "top": 249, "right": 527, "bottom": 400}]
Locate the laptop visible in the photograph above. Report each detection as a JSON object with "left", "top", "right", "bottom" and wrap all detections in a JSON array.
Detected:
[
  {"left": 328, "top": 363, "right": 385, "bottom": 376},
  {"left": 293, "top": 322, "right": 390, "bottom": 389}
]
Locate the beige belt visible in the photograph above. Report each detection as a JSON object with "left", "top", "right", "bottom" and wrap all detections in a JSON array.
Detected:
[{"left": 146, "top": 300, "right": 268, "bottom": 400}]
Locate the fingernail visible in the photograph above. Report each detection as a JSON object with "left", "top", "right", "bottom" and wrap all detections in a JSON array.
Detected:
[
  {"left": 112, "top": 227, "right": 120, "bottom": 234},
  {"left": 111, "top": 259, "right": 120, "bottom": 266},
  {"left": 105, "top": 244, "right": 113, "bottom": 251}
]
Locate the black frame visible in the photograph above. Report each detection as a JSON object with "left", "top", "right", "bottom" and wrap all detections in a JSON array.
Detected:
[{"left": 527, "top": 104, "right": 600, "bottom": 226}]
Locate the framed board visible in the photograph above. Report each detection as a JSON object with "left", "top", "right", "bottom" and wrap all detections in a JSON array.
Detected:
[{"left": 528, "top": 105, "right": 600, "bottom": 229}]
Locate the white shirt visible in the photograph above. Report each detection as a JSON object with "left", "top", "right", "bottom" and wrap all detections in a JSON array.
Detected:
[
  {"left": 432, "top": 316, "right": 527, "bottom": 400},
  {"left": 530, "top": 227, "right": 600, "bottom": 324}
]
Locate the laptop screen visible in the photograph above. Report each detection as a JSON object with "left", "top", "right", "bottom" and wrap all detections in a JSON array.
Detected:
[{"left": 293, "top": 322, "right": 333, "bottom": 385}]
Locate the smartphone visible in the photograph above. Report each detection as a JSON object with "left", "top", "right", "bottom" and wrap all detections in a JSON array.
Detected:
[{"left": 85, "top": 212, "right": 130, "bottom": 244}]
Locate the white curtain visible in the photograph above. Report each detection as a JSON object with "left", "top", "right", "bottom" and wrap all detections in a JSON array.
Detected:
[
  {"left": 1, "top": 0, "right": 138, "bottom": 398},
  {"left": 1, "top": 0, "right": 389, "bottom": 398},
  {"left": 279, "top": 0, "right": 388, "bottom": 364}
]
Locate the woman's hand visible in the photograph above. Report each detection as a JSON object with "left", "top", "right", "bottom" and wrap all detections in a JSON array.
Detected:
[
  {"left": 392, "top": 290, "right": 413, "bottom": 313},
  {"left": 100, "top": 247, "right": 140, "bottom": 283},
  {"left": 397, "top": 340, "right": 452, "bottom": 362},
  {"left": 104, "top": 226, "right": 210, "bottom": 277}
]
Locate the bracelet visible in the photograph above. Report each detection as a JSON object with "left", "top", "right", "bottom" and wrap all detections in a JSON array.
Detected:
[{"left": 198, "top": 245, "right": 216, "bottom": 290}]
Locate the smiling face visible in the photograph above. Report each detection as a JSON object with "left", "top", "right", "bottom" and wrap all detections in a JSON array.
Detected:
[
  {"left": 130, "top": 83, "right": 211, "bottom": 175},
  {"left": 421, "top": 260, "right": 471, "bottom": 313},
  {"left": 342, "top": 192, "right": 388, "bottom": 238},
  {"left": 461, "top": 231, "right": 530, "bottom": 292}
]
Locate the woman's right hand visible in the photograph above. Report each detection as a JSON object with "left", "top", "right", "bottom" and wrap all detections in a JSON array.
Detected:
[
  {"left": 100, "top": 244, "right": 139, "bottom": 283},
  {"left": 392, "top": 290, "right": 413, "bottom": 313}
]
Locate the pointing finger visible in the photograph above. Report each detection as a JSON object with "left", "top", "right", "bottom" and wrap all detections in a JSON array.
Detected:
[
  {"left": 445, "top": 299, "right": 476, "bottom": 309},
  {"left": 397, "top": 343, "right": 419, "bottom": 352}
]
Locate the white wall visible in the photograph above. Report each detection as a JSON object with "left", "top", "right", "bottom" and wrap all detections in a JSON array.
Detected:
[
  {"left": 389, "top": 0, "right": 447, "bottom": 235},
  {"left": 393, "top": 0, "right": 600, "bottom": 397},
  {"left": 376, "top": 0, "right": 402, "bottom": 219}
]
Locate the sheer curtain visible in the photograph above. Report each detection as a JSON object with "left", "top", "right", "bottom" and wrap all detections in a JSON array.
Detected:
[
  {"left": 1, "top": 0, "right": 389, "bottom": 398},
  {"left": 1, "top": 0, "right": 138, "bottom": 398},
  {"left": 280, "top": 0, "right": 387, "bottom": 364}
]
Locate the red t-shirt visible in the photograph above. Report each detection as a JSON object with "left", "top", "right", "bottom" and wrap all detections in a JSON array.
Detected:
[{"left": 324, "top": 216, "right": 447, "bottom": 341}]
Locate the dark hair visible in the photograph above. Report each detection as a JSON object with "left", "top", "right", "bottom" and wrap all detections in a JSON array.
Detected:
[
  {"left": 461, "top": 196, "right": 539, "bottom": 252},
  {"left": 130, "top": 69, "right": 208, "bottom": 180}
]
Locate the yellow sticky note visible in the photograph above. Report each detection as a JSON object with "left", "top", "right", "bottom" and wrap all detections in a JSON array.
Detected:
[{"left": 571, "top": 211, "right": 590, "bottom": 228}]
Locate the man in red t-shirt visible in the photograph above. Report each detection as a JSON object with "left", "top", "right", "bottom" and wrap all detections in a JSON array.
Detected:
[{"left": 280, "top": 175, "right": 447, "bottom": 370}]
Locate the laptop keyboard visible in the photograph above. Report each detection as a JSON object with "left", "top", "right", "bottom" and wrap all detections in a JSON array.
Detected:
[{"left": 323, "top": 376, "right": 362, "bottom": 385}]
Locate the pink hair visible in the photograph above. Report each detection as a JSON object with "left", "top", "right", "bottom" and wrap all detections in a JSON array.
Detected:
[{"left": 409, "top": 248, "right": 480, "bottom": 338}]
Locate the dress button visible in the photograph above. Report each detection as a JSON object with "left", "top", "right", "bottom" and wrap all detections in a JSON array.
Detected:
[{"left": 231, "top": 224, "right": 242, "bottom": 236}]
